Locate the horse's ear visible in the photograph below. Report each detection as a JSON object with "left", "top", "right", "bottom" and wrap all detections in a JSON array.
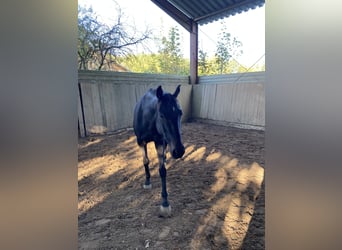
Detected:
[
  {"left": 173, "top": 85, "right": 181, "bottom": 98},
  {"left": 156, "top": 85, "right": 163, "bottom": 99}
]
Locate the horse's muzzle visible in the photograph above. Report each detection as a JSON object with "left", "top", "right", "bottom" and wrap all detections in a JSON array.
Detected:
[{"left": 172, "top": 145, "right": 185, "bottom": 159}]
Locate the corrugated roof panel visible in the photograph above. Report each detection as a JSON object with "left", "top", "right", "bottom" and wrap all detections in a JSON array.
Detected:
[
  {"left": 178, "top": 0, "right": 204, "bottom": 17},
  {"left": 200, "top": 0, "right": 218, "bottom": 11},
  {"left": 167, "top": 0, "right": 192, "bottom": 18},
  {"left": 165, "top": 0, "right": 264, "bottom": 25},
  {"left": 191, "top": 1, "right": 209, "bottom": 16}
]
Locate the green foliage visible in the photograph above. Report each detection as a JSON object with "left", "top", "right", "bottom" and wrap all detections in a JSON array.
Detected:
[
  {"left": 159, "top": 27, "right": 182, "bottom": 58},
  {"left": 251, "top": 61, "right": 265, "bottom": 72},
  {"left": 118, "top": 53, "right": 160, "bottom": 73},
  {"left": 78, "top": 4, "right": 265, "bottom": 75},
  {"left": 109, "top": 23, "right": 265, "bottom": 75},
  {"left": 198, "top": 57, "right": 247, "bottom": 76},
  {"left": 214, "top": 22, "right": 243, "bottom": 74},
  {"left": 117, "top": 26, "right": 190, "bottom": 75},
  {"left": 198, "top": 50, "right": 209, "bottom": 75},
  {"left": 157, "top": 26, "right": 189, "bottom": 75},
  {"left": 119, "top": 53, "right": 190, "bottom": 75}
]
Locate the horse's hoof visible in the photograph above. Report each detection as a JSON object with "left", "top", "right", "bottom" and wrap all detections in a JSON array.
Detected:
[
  {"left": 159, "top": 205, "right": 171, "bottom": 218},
  {"left": 143, "top": 184, "right": 152, "bottom": 189}
]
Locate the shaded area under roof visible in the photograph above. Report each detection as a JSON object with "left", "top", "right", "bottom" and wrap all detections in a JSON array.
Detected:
[{"left": 151, "top": 0, "right": 265, "bottom": 31}]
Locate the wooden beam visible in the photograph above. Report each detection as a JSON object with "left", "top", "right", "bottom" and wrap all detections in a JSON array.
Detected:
[
  {"left": 190, "top": 21, "right": 198, "bottom": 85},
  {"left": 151, "top": 0, "right": 192, "bottom": 32}
]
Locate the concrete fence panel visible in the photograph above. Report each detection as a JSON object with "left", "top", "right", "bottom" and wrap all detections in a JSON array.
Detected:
[
  {"left": 78, "top": 71, "right": 265, "bottom": 136},
  {"left": 192, "top": 72, "right": 265, "bottom": 130},
  {"left": 78, "top": 71, "right": 191, "bottom": 136}
]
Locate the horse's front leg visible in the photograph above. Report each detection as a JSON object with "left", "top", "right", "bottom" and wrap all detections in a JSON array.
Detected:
[
  {"left": 155, "top": 141, "right": 171, "bottom": 217},
  {"left": 140, "top": 143, "right": 151, "bottom": 189}
]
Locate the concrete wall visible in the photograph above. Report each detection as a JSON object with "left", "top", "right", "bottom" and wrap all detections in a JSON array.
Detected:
[
  {"left": 78, "top": 71, "right": 191, "bottom": 136},
  {"left": 78, "top": 71, "right": 265, "bottom": 136},
  {"left": 192, "top": 72, "right": 265, "bottom": 130}
]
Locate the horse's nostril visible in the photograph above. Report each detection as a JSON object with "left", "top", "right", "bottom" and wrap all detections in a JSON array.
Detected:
[
  {"left": 181, "top": 147, "right": 185, "bottom": 156},
  {"left": 179, "top": 146, "right": 185, "bottom": 157},
  {"left": 172, "top": 146, "right": 185, "bottom": 159},
  {"left": 172, "top": 149, "right": 178, "bottom": 157}
]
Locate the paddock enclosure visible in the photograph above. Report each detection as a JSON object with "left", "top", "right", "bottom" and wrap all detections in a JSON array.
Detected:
[
  {"left": 78, "top": 71, "right": 265, "bottom": 249},
  {"left": 78, "top": 71, "right": 264, "bottom": 136}
]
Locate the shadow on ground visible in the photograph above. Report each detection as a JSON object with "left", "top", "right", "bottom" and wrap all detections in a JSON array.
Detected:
[{"left": 78, "top": 122, "right": 265, "bottom": 249}]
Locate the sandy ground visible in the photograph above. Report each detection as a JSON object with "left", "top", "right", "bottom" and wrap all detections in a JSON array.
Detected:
[{"left": 78, "top": 122, "right": 265, "bottom": 249}]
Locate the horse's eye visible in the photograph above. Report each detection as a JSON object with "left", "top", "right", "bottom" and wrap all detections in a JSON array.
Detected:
[{"left": 160, "top": 113, "right": 165, "bottom": 119}]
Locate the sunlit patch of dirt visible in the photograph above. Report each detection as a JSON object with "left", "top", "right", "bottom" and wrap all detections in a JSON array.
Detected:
[{"left": 78, "top": 122, "right": 265, "bottom": 249}]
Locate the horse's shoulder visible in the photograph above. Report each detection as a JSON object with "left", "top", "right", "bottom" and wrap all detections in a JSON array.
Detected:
[
  {"left": 142, "top": 88, "right": 158, "bottom": 104},
  {"left": 146, "top": 88, "right": 157, "bottom": 98}
]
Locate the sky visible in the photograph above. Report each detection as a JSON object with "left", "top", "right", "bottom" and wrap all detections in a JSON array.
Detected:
[{"left": 78, "top": 0, "right": 265, "bottom": 67}]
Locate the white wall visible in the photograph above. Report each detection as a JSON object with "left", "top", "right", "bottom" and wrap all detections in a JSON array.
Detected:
[
  {"left": 78, "top": 71, "right": 191, "bottom": 136},
  {"left": 78, "top": 71, "right": 265, "bottom": 136},
  {"left": 192, "top": 72, "right": 265, "bottom": 130}
]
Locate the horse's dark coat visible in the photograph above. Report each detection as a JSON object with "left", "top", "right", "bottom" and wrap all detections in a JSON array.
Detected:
[{"left": 133, "top": 85, "right": 185, "bottom": 212}]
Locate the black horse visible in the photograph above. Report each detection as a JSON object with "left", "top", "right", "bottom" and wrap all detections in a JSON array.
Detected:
[{"left": 133, "top": 85, "right": 185, "bottom": 217}]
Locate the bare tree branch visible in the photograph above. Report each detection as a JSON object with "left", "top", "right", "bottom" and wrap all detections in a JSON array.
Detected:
[{"left": 78, "top": 4, "right": 152, "bottom": 70}]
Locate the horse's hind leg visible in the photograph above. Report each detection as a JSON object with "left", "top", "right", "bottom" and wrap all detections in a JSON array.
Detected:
[
  {"left": 140, "top": 143, "right": 151, "bottom": 189},
  {"left": 155, "top": 142, "right": 171, "bottom": 217}
]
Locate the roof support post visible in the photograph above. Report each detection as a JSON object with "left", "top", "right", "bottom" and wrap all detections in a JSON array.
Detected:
[{"left": 190, "top": 21, "right": 198, "bottom": 85}]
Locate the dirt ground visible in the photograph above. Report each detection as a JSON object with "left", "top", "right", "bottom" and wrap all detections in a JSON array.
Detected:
[{"left": 78, "top": 122, "right": 265, "bottom": 250}]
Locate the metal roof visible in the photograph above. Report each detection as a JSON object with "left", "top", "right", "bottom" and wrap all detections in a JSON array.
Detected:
[{"left": 151, "top": 0, "right": 265, "bottom": 31}]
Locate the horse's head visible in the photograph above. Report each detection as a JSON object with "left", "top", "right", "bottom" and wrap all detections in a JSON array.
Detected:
[{"left": 156, "top": 85, "right": 185, "bottom": 159}]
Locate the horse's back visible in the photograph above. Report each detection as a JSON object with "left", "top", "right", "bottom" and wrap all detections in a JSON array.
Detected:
[{"left": 133, "top": 88, "right": 158, "bottom": 145}]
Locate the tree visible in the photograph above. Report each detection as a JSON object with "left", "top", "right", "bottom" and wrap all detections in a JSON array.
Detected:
[
  {"left": 215, "top": 22, "right": 243, "bottom": 74},
  {"left": 118, "top": 53, "right": 161, "bottom": 73},
  {"left": 78, "top": 6, "right": 98, "bottom": 70},
  {"left": 158, "top": 26, "right": 188, "bottom": 74},
  {"left": 78, "top": 4, "right": 151, "bottom": 70},
  {"left": 198, "top": 49, "right": 209, "bottom": 75}
]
